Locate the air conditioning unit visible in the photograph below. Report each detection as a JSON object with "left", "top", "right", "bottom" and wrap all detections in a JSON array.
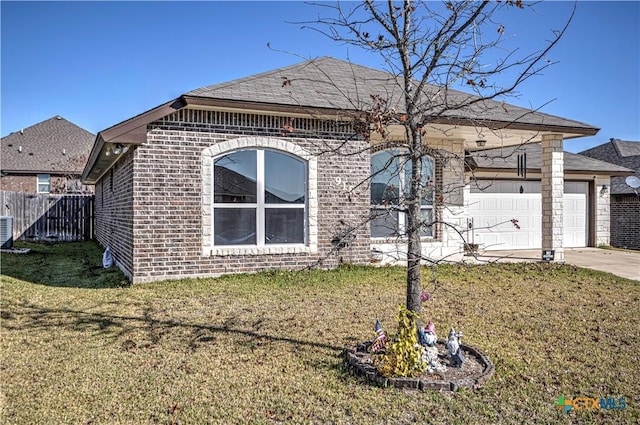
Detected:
[{"left": 0, "top": 216, "right": 13, "bottom": 249}]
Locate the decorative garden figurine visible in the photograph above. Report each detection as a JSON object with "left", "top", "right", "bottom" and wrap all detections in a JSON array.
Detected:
[
  {"left": 419, "top": 320, "right": 446, "bottom": 373},
  {"left": 446, "top": 327, "right": 465, "bottom": 368},
  {"left": 419, "top": 320, "right": 437, "bottom": 347}
]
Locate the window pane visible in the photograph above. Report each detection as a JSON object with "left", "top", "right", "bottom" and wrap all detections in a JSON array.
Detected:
[
  {"left": 370, "top": 208, "right": 399, "bottom": 238},
  {"left": 420, "top": 208, "right": 433, "bottom": 237},
  {"left": 371, "top": 151, "right": 400, "bottom": 205},
  {"left": 37, "top": 174, "right": 50, "bottom": 193},
  {"left": 265, "top": 208, "right": 304, "bottom": 244},
  {"left": 403, "top": 157, "right": 434, "bottom": 205},
  {"left": 265, "top": 151, "right": 305, "bottom": 204},
  {"left": 422, "top": 157, "right": 434, "bottom": 206},
  {"left": 214, "top": 208, "right": 256, "bottom": 245},
  {"left": 214, "top": 150, "right": 257, "bottom": 203}
]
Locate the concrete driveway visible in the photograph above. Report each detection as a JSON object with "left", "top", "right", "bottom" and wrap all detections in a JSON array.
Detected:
[{"left": 475, "top": 247, "right": 640, "bottom": 281}]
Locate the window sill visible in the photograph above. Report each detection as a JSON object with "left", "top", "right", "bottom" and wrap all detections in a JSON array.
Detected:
[{"left": 206, "top": 245, "right": 315, "bottom": 257}]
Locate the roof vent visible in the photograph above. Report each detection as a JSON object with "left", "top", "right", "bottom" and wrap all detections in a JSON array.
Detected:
[
  {"left": 18, "top": 146, "right": 22, "bottom": 153},
  {"left": 20, "top": 129, "right": 24, "bottom": 135},
  {"left": 56, "top": 116, "right": 62, "bottom": 120}
]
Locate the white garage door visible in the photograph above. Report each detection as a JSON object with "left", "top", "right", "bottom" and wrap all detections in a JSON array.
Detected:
[{"left": 468, "top": 181, "right": 588, "bottom": 250}]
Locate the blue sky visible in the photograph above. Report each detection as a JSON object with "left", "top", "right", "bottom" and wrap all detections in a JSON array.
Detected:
[{"left": 1, "top": 1, "right": 638, "bottom": 153}]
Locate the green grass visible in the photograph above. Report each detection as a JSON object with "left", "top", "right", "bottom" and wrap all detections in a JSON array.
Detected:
[{"left": 1, "top": 241, "right": 639, "bottom": 424}]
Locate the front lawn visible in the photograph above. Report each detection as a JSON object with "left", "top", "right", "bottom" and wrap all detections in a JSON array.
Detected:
[{"left": 1, "top": 242, "right": 638, "bottom": 424}]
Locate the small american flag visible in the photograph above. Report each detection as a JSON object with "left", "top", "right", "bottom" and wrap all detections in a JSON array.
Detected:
[{"left": 370, "top": 319, "right": 388, "bottom": 353}]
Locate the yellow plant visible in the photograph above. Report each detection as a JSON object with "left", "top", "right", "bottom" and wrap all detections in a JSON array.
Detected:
[{"left": 374, "top": 305, "right": 426, "bottom": 378}]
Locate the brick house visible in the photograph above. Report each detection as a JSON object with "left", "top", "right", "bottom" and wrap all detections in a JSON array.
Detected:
[
  {"left": 580, "top": 139, "right": 640, "bottom": 250},
  {"left": 1, "top": 116, "right": 94, "bottom": 194},
  {"left": 83, "top": 57, "right": 608, "bottom": 283}
]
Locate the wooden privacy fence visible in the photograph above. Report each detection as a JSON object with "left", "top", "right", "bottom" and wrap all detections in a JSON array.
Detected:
[{"left": 0, "top": 191, "right": 94, "bottom": 242}]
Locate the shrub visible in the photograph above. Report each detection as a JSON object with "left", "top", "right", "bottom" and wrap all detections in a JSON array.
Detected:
[{"left": 374, "top": 305, "right": 426, "bottom": 377}]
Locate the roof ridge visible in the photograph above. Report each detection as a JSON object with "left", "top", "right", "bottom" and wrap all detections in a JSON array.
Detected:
[
  {"left": 187, "top": 56, "right": 341, "bottom": 95},
  {"left": 2, "top": 115, "right": 58, "bottom": 138},
  {"left": 1, "top": 115, "right": 95, "bottom": 140}
]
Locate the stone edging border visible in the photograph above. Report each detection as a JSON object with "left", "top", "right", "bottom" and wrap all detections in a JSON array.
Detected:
[{"left": 344, "top": 340, "right": 495, "bottom": 392}]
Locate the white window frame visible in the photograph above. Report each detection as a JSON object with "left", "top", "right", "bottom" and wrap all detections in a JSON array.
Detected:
[
  {"left": 370, "top": 150, "right": 434, "bottom": 239},
  {"left": 37, "top": 174, "right": 51, "bottom": 193},
  {"left": 201, "top": 137, "right": 318, "bottom": 256},
  {"left": 212, "top": 149, "right": 307, "bottom": 247}
]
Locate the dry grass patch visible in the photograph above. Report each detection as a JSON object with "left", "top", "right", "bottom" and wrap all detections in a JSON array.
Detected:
[{"left": 1, "top": 242, "right": 638, "bottom": 424}]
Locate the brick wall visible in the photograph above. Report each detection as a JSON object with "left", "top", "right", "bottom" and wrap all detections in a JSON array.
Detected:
[
  {"left": 0, "top": 174, "right": 92, "bottom": 194},
  {"left": 0, "top": 175, "right": 36, "bottom": 192},
  {"left": 611, "top": 194, "right": 640, "bottom": 250},
  {"left": 116, "top": 110, "right": 371, "bottom": 283},
  {"left": 94, "top": 150, "right": 135, "bottom": 279}
]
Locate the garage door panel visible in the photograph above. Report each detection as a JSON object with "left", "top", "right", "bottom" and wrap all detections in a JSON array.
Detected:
[
  {"left": 469, "top": 180, "right": 588, "bottom": 250},
  {"left": 499, "top": 198, "right": 514, "bottom": 210}
]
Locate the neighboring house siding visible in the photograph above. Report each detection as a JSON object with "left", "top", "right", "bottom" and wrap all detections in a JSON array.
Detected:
[
  {"left": 95, "top": 151, "right": 135, "bottom": 279},
  {"left": 0, "top": 175, "right": 36, "bottom": 192},
  {"left": 116, "top": 113, "right": 371, "bottom": 283},
  {"left": 611, "top": 194, "right": 640, "bottom": 250}
]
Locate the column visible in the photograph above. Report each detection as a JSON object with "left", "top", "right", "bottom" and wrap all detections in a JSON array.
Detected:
[
  {"left": 595, "top": 176, "right": 611, "bottom": 246},
  {"left": 541, "top": 134, "right": 564, "bottom": 261}
]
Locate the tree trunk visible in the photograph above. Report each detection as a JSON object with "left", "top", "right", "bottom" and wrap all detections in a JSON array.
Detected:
[{"left": 406, "top": 127, "right": 423, "bottom": 316}]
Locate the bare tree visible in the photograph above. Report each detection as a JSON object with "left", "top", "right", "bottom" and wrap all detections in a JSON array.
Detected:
[
  {"left": 50, "top": 154, "right": 92, "bottom": 194},
  {"left": 299, "top": 0, "right": 574, "bottom": 317}
]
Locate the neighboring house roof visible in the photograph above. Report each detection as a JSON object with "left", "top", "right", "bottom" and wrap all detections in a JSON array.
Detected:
[
  {"left": 467, "top": 143, "right": 634, "bottom": 176},
  {"left": 1, "top": 116, "right": 95, "bottom": 174},
  {"left": 579, "top": 139, "right": 640, "bottom": 194},
  {"left": 613, "top": 139, "right": 640, "bottom": 158},
  {"left": 83, "top": 57, "right": 600, "bottom": 183}
]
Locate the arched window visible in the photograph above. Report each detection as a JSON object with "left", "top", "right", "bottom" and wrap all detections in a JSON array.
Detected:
[
  {"left": 213, "top": 149, "right": 307, "bottom": 246},
  {"left": 370, "top": 149, "right": 434, "bottom": 238}
]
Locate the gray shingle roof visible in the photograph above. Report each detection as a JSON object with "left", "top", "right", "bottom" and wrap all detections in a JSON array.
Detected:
[
  {"left": 1, "top": 116, "right": 95, "bottom": 174},
  {"left": 468, "top": 143, "right": 634, "bottom": 175},
  {"left": 579, "top": 139, "right": 640, "bottom": 194},
  {"left": 84, "top": 57, "right": 601, "bottom": 184},
  {"left": 613, "top": 140, "right": 640, "bottom": 158},
  {"left": 187, "top": 56, "right": 598, "bottom": 133}
]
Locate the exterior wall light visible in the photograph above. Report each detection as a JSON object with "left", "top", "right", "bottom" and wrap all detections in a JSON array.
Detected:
[
  {"left": 475, "top": 140, "right": 487, "bottom": 148},
  {"left": 112, "top": 143, "right": 129, "bottom": 155}
]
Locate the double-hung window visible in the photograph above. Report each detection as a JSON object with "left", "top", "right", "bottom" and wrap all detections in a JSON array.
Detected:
[
  {"left": 370, "top": 149, "right": 434, "bottom": 238},
  {"left": 37, "top": 174, "right": 51, "bottom": 193},
  {"left": 213, "top": 149, "right": 306, "bottom": 246}
]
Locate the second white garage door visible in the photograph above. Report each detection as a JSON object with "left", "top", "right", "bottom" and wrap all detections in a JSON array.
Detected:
[{"left": 467, "top": 181, "right": 588, "bottom": 250}]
